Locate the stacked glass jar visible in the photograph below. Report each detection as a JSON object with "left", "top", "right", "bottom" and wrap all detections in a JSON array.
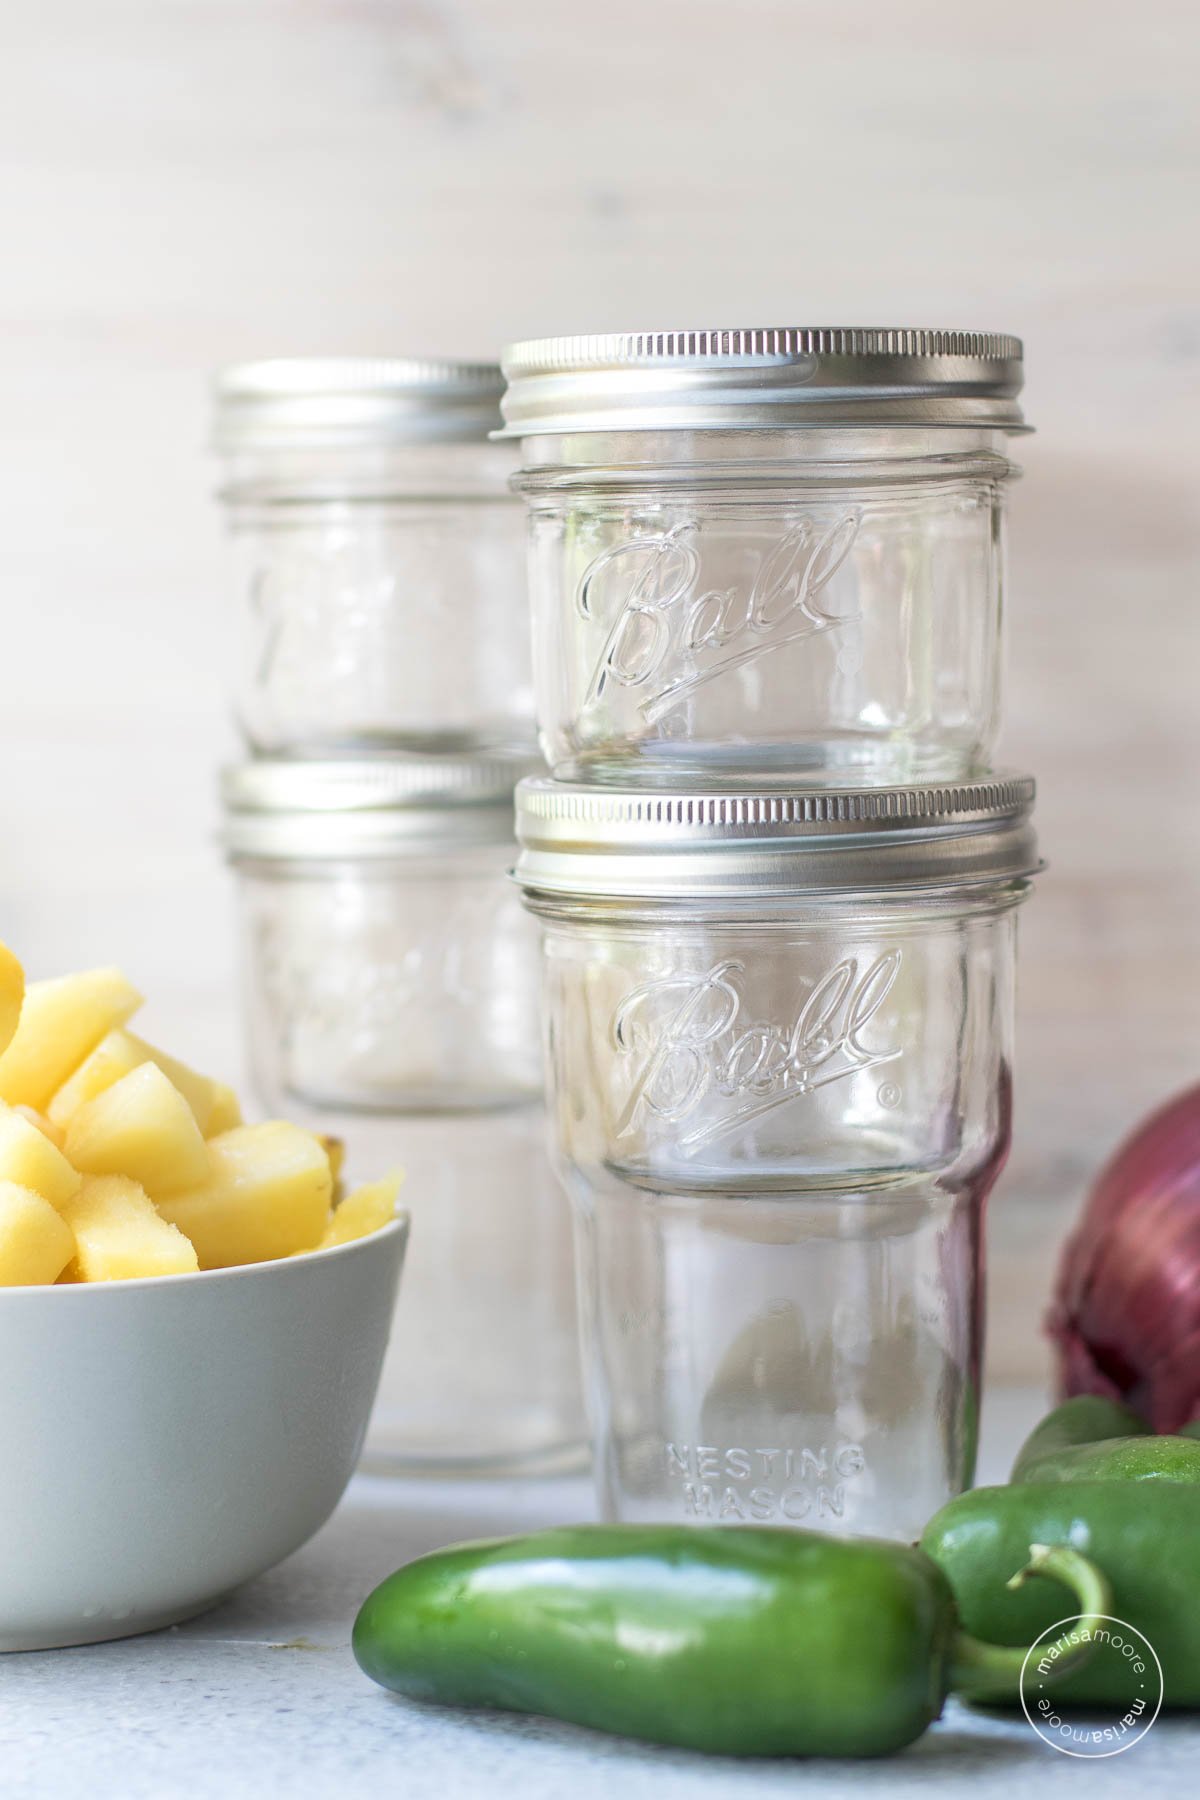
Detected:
[
  {"left": 501, "top": 329, "right": 1041, "bottom": 1540},
  {"left": 212, "top": 359, "right": 584, "bottom": 1475}
]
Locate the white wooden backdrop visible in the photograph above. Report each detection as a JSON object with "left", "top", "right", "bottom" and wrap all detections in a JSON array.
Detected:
[{"left": 2, "top": 0, "right": 1197, "bottom": 1379}]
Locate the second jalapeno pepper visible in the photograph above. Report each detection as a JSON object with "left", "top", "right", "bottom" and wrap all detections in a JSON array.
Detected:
[
  {"left": 922, "top": 1481, "right": 1200, "bottom": 1705},
  {"left": 1011, "top": 1396, "right": 1200, "bottom": 1485}
]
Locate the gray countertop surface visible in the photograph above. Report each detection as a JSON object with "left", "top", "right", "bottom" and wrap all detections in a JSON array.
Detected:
[{"left": 1, "top": 1388, "right": 1192, "bottom": 1798}]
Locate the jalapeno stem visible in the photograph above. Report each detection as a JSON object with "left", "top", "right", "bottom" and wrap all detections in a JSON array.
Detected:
[{"left": 948, "top": 1543, "right": 1113, "bottom": 1701}]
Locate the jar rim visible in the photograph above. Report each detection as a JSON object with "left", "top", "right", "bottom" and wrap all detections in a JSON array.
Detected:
[
  {"left": 224, "top": 812, "right": 520, "bottom": 863},
  {"left": 517, "top": 878, "right": 1036, "bottom": 924}
]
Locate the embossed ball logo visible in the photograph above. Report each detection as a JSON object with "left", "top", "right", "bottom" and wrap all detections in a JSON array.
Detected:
[
  {"left": 611, "top": 952, "right": 903, "bottom": 1151},
  {"left": 576, "top": 514, "right": 862, "bottom": 722},
  {"left": 1020, "top": 1613, "right": 1163, "bottom": 1757}
]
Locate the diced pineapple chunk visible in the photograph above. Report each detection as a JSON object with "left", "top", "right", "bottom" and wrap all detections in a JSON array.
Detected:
[
  {"left": 47, "top": 1028, "right": 232, "bottom": 1137},
  {"left": 0, "top": 967, "right": 142, "bottom": 1110},
  {"left": 0, "top": 1180, "right": 75, "bottom": 1284},
  {"left": 45, "top": 1029, "right": 145, "bottom": 1127},
  {"left": 64, "top": 1063, "right": 210, "bottom": 1197},
  {"left": 204, "top": 1082, "right": 243, "bottom": 1137},
  {"left": 60, "top": 1174, "right": 198, "bottom": 1281},
  {"left": 14, "top": 1105, "right": 66, "bottom": 1152},
  {"left": 0, "top": 1102, "right": 82, "bottom": 1209},
  {"left": 0, "top": 940, "right": 25, "bottom": 1062},
  {"left": 124, "top": 1037, "right": 227, "bottom": 1135},
  {"left": 319, "top": 1171, "right": 402, "bottom": 1249},
  {"left": 157, "top": 1122, "right": 332, "bottom": 1269}
]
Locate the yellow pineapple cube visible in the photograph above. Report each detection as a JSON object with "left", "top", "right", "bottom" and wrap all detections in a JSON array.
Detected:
[
  {"left": 0, "top": 1102, "right": 82, "bottom": 1209},
  {"left": 45, "top": 1029, "right": 145, "bottom": 1127},
  {"left": 60, "top": 1174, "right": 198, "bottom": 1281},
  {"left": 157, "top": 1122, "right": 332, "bottom": 1268},
  {"left": 318, "top": 1171, "right": 402, "bottom": 1249},
  {"left": 14, "top": 1105, "right": 66, "bottom": 1152},
  {"left": 0, "top": 940, "right": 25, "bottom": 1061},
  {"left": 0, "top": 1180, "right": 76, "bottom": 1284},
  {"left": 204, "top": 1081, "right": 243, "bottom": 1137},
  {"left": 47, "top": 1028, "right": 234, "bottom": 1137},
  {"left": 126, "top": 1037, "right": 229, "bottom": 1134},
  {"left": 64, "top": 1062, "right": 210, "bottom": 1196},
  {"left": 0, "top": 967, "right": 142, "bottom": 1111}
]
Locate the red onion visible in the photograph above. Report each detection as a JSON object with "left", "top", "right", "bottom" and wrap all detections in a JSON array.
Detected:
[{"left": 1048, "top": 1081, "right": 1200, "bottom": 1432}]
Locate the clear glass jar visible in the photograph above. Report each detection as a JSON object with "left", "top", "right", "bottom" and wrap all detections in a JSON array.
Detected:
[
  {"left": 499, "top": 329, "right": 1029, "bottom": 785},
  {"left": 223, "top": 758, "right": 585, "bottom": 1476},
  {"left": 515, "top": 775, "right": 1040, "bottom": 1540},
  {"left": 214, "top": 359, "right": 532, "bottom": 758}
]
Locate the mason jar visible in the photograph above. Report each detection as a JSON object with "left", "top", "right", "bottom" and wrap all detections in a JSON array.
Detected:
[
  {"left": 214, "top": 358, "right": 532, "bottom": 757},
  {"left": 498, "top": 328, "right": 1029, "bottom": 786},
  {"left": 222, "top": 757, "right": 585, "bottom": 1475},
  {"left": 515, "top": 775, "right": 1039, "bottom": 1540}
]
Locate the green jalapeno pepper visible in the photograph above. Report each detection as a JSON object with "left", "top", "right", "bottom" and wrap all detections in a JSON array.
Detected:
[
  {"left": 1011, "top": 1396, "right": 1148, "bottom": 1477},
  {"left": 922, "top": 1482, "right": 1200, "bottom": 1706},
  {"left": 1017, "top": 1435, "right": 1200, "bottom": 1485},
  {"left": 353, "top": 1526, "right": 1107, "bottom": 1758},
  {"left": 1012, "top": 1396, "right": 1200, "bottom": 1484}
]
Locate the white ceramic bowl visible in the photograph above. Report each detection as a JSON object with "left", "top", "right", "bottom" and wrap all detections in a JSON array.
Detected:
[{"left": 0, "top": 1218, "right": 408, "bottom": 1651}]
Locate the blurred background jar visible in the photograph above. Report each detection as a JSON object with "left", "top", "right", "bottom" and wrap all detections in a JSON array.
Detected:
[
  {"left": 499, "top": 328, "right": 1028, "bottom": 787},
  {"left": 222, "top": 756, "right": 585, "bottom": 1476},
  {"left": 214, "top": 358, "right": 532, "bottom": 757},
  {"left": 515, "top": 774, "right": 1040, "bottom": 1540}
]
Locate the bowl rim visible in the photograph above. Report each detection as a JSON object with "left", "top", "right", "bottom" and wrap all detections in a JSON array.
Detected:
[{"left": 0, "top": 1212, "right": 409, "bottom": 1300}]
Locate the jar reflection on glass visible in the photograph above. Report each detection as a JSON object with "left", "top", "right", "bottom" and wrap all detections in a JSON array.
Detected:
[
  {"left": 516, "top": 776, "right": 1038, "bottom": 1540},
  {"left": 223, "top": 759, "right": 585, "bottom": 1476},
  {"left": 214, "top": 360, "right": 532, "bottom": 758},
  {"left": 499, "top": 330, "right": 1029, "bottom": 785}
]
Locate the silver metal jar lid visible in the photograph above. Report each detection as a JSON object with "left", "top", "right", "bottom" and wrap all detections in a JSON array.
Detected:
[
  {"left": 222, "top": 755, "right": 537, "bottom": 861},
  {"left": 214, "top": 358, "right": 506, "bottom": 450},
  {"left": 498, "top": 328, "right": 1028, "bottom": 437},
  {"left": 514, "top": 774, "right": 1039, "bottom": 902}
]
